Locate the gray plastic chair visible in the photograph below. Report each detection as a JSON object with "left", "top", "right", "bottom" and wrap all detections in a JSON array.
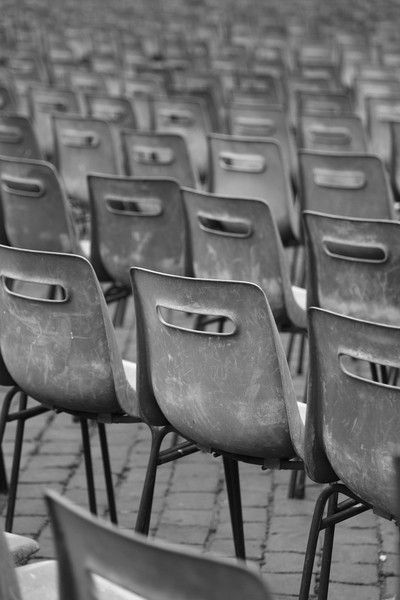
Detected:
[
  {"left": 299, "top": 307, "right": 400, "bottom": 600},
  {"left": 208, "top": 133, "right": 299, "bottom": 246},
  {"left": 0, "top": 244, "right": 139, "bottom": 526},
  {"left": 46, "top": 489, "right": 272, "bottom": 600},
  {"left": 130, "top": 268, "right": 306, "bottom": 559}
]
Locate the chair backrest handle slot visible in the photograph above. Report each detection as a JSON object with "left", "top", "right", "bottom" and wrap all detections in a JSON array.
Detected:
[
  {"left": 1, "top": 174, "right": 44, "bottom": 197},
  {"left": 2, "top": 276, "right": 69, "bottom": 303},
  {"left": 0, "top": 125, "right": 23, "bottom": 144},
  {"left": 158, "top": 108, "right": 195, "bottom": 126},
  {"left": 219, "top": 151, "right": 266, "bottom": 173},
  {"left": 156, "top": 305, "right": 237, "bottom": 336},
  {"left": 132, "top": 145, "right": 174, "bottom": 165},
  {"left": 313, "top": 167, "right": 366, "bottom": 189},
  {"left": 323, "top": 238, "right": 388, "bottom": 263},
  {"left": 235, "top": 117, "right": 276, "bottom": 135},
  {"left": 339, "top": 352, "right": 400, "bottom": 389},
  {"left": 309, "top": 125, "right": 352, "bottom": 146},
  {"left": 197, "top": 212, "right": 252, "bottom": 238},
  {"left": 105, "top": 194, "right": 163, "bottom": 216},
  {"left": 60, "top": 129, "right": 100, "bottom": 148}
]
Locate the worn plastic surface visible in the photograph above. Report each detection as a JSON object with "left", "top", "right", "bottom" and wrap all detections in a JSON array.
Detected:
[
  {"left": 298, "top": 114, "right": 368, "bottom": 152},
  {"left": 121, "top": 130, "right": 197, "bottom": 188},
  {"left": 53, "top": 115, "right": 120, "bottom": 204},
  {"left": 88, "top": 175, "right": 188, "bottom": 286},
  {"left": 299, "top": 150, "right": 395, "bottom": 219},
  {"left": 46, "top": 490, "right": 272, "bottom": 600},
  {"left": 183, "top": 188, "right": 306, "bottom": 330},
  {"left": 131, "top": 268, "right": 304, "bottom": 458},
  {"left": 17, "top": 561, "right": 57, "bottom": 600},
  {"left": 0, "top": 245, "right": 138, "bottom": 417},
  {"left": 304, "top": 211, "right": 400, "bottom": 324},
  {"left": 208, "top": 133, "right": 298, "bottom": 245},
  {"left": 306, "top": 307, "right": 400, "bottom": 520},
  {"left": 0, "top": 114, "right": 42, "bottom": 160},
  {"left": 6, "top": 532, "right": 39, "bottom": 566},
  {"left": 0, "top": 156, "right": 79, "bottom": 253}
]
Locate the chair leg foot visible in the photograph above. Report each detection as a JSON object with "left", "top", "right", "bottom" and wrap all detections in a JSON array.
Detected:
[
  {"left": 223, "top": 456, "right": 246, "bottom": 560},
  {"left": 317, "top": 491, "right": 338, "bottom": 600},
  {"left": 5, "top": 392, "right": 28, "bottom": 532},
  {"left": 98, "top": 422, "right": 117, "bottom": 524},
  {"left": 135, "top": 426, "right": 169, "bottom": 535},
  {"left": 80, "top": 418, "right": 97, "bottom": 516},
  {"left": 299, "top": 485, "right": 338, "bottom": 600}
]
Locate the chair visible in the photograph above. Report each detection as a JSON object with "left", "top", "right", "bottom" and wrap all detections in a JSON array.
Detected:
[
  {"left": 0, "top": 115, "right": 42, "bottom": 160},
  {"left": 208, "top": 133, "right": 299, "bottom": 246},
  {"left": 303, "top": 211, "right": 400, "bottom": 324},
  {"left": 53, "top": 114, "right": 121, "bottom": 207},
  {"left": 0, "top": 527, "right": 56, "bottom": 600},
  {"left": 182, "top": 188, "right": 306, "bottom": 332},
  {"left": 153, "top": 95, "right": 210, "bottom": 185},
  {"left": 130, "top": 268, "right": 306, "bottom": 559},
  {"left": 88, "top": 173, "right": 188, "bottom": 290},
  {"left": 298, "top": 151, "right": 395, "bottom": 219},
  {"left": 0, "top": 244, "right": 140, "bottom": 527},
  {"left": 297, "top": 114, "right": 368, "bottom": 153},
  {"left": 121, "top": 130, "right": 197, "bottom": 187},
  {"left": 82, "top": 93, "right": 137, "bottom": 129},
  {"left": 45, "top": 489, "right": 272, "bottom": 600},
  {"left": 28, "top": 86, "right": 80, "bottom": 159},
  {"left": 299, "top": 307, "right": 400, "bottom": 600},
  {"left": 0, "top": 155, "right": 83, "bottom": 254}
]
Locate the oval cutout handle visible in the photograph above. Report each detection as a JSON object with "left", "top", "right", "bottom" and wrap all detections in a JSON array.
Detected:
[
  {"left": 235, "top": 117, "right": 276, "bottom": 136},
  {"left": 132, "top": 145, "right": 174, "bottom": 165},
  {"left": 339, "top": 352, "right": 400, "bottom": 389},
  {"left": 1, "top": 174, "right": 44, "bottom": 197},
  {"left": 37, "top": 100, "right": 69, "bottom": 113},
  {"left": 219, "top": 151, "right": 266, "bottom": 173},
  {"left": 313, "top": 168, "right": 366, "bottom": 189},
  {"left": 322, "top": 238, "right": 388, "bottom": 263},
  {"left": 91, "top": 102, "right": 126, "bottom": 122},
  {"left": 309, "top": 125, "right": 352, "bottom": 147},
  {"left": 304, "top": 100, "right": 343, "bottom": 114},
  {"left": 105, "top": 194, "right": 163, "bottom": 216},
  {"left": 60, "top": 129, "right": 99, "bottom": 148},
  {"left": 0, "top": 125, "right": 23, "bottom": 144},
  {"left": 376, "top": 104, "right": 400, "bottom": 120},
  {"left": 158, "top": 108, "right": 195, "bottom": 127},
  {"left": 2, "top": 276, "right": 69, "bottom": 303},
  {"left": 197, "top": 212, "right": 252, "bottom": 238},
  {"left": 156, "top": 305, "right": 237, "bottom": 337}
]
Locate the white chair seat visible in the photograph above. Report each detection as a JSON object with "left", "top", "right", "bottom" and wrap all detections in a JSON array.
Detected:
[{"left": 17, "top": 560, "right": 58, "bottom": 600}]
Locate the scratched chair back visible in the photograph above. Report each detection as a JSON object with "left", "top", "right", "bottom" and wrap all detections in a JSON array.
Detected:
[
  {"left": 298, "top": 113, "right": 368, "bottom": 153},
  {"left": 304, "top": 211, "right": 400, "bottom": 324},
  {"left": 306, "top": 306, "right": 400, "bottom": 521},
  {"left": 208, "top": 133, "right": 298, "bottom": 245},
  {"left": 0, "top": 245, "right": 131, "bottom": 416},
  {"left": 0, "top": 156, "right": 78, "bottom": 253},
  {"left": 46, "top": 490, "right": 272, "bottom": 600},
  {"left": 131, "top": 268, "right": 301, "bottom": 459},
  {"left": 53, "top": 114, "right": 120, "bottom": 205},
  {"left": 121, "top": 130, "right": 197, "bottom": 187},
  {"left": 0, "top": 114, "right": 42, "bottom": 160},
  {"left": 88, "top": 175, "right": 188, "bottom": 286},
  {"left": 298, "top": 150, "right": 395, "bottom": 219}
]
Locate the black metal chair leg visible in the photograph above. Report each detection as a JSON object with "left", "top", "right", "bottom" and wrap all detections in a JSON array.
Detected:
[
  {"left": 317, "top": 490, "right": 339, "bottom": 600},
  {"left": 135, "top": 426, "right": 169, "bottom": 535},
  {"left": 297, "top": 332, "right": 306, "bottom": 375},
  {"left": 288, "top": 468, "right": 306, "bottom": 499},
  {"left": 299, "top": 485, "right": 338, "bottom": 600},
  {"left": 0, "top": 386, "right": 20, "bottom": 494},
  {"left": 5, "top": 392, "right": 28, "bottom": 532},
  {"left": 0, "top": 448, "right": 7, "bottom": 494},
  {"left": 80, "top": 418, "right": 97, "bottom": 516},
  {"left": 286, "top": 332, "right": 296, "bottom": 368},
  {"left": 223, "top": 456, "right": 246, "bottom": 560},
  {"left": 97, "top": 422, "right": 117, "bottom": 524},
  {"left": 113, "top": 297, "right": 128, "bottom": 328}
]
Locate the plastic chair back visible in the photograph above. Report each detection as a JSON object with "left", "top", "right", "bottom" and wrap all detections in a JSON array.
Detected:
[
  {"left": 304, "top": 211, "right": 400, "bottom": 324},
  {"left": 28, "top": 86, "right": 80, "bottom": 158},
  {"left": 121, "top": 130, "right": 197, "bottom": 187},
  {"left": 299, "top": 151, "right": 395, "bottom": 219},
  {"left": 0, "top": 245, "right": 135, "bottom": 416},
  {"left": 0, "top": 114, "right": 42, "bottom": 160},
  {"left": 306, "top": 306, "right": 400, "bottom": 521},
  {"left": 0, "top": 156, "right": 78, "bottom": 253},
  {"left": 208, "top": 134, "right": 297, "bottom": 244},
  {"left": 183, "top": 188, "right": 294, "bottom": 326},
  {"left": 88, "top": 175, "right": 188, "bottom": 286},
  {"left": 46, "top": 490, "right": 272, "bottom": 600},
  {"left": 131, "top": 267, "right": 299, "bottom": 458},
  {"left": 53, "top": 115, "right": 120, "bottom": 204},
  {"left": 298, "top": 114, "right": 368, "bottom": 152}
]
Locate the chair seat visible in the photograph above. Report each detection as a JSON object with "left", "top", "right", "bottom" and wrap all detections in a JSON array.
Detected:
[
  {"left": 292, "top": 285, "right": 307, "bottom": 311},
  {"left": 17, "top": 560, "right": 58, "bottom": 600},
  {"left": 122, "top": 360, "right": 137, "bottom": 391},
  {"left": 6, "top": 533, "right": 39, "bottom": 566}
]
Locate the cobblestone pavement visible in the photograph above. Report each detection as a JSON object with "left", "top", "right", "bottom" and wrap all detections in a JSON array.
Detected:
[{"left": 1, "top": 302, "right": 398, "bottom": 600}]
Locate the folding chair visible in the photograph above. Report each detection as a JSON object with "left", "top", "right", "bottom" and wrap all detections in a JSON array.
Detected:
[
  {"left": 131, "top": 268, "right": 306, "bottom": 559},
  {"left": 121, "top": 130, "right": 197, "bottom": 187},
  {"left": 45, "top": 489, "right": 272, "bottom": 600},
  {"left": 208, "top": 133, "right": 299, "bottom": 245}
]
